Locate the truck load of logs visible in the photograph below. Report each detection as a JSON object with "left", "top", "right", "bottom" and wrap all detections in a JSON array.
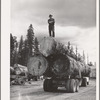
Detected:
[{"left": 27, "top": 37, "right": 91, "bottom": 78}]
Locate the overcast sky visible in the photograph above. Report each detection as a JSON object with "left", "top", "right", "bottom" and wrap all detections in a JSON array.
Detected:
[{"left": 11, "top": 0, "right": 97, "bottom": 63}]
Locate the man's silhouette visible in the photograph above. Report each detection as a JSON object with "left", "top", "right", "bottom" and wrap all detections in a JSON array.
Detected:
[{"left": 48, "top": 14, "right": 55, "bottom": 37}]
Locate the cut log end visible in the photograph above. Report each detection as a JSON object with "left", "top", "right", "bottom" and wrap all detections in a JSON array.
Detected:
[
  {"left": 27, "top": 55, "right": 48, "bottom": 76},
  {"left": 39, "top": 37, "right": 56, "bottom": 57}
]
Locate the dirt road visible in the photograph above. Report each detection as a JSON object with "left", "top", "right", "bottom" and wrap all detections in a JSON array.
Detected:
[{"left": 10, "top": 79, "right": 96, "bottom": 100}]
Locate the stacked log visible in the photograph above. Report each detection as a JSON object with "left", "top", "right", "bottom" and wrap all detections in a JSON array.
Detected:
[
  {"left": 45, "top": 54, "right": 91, "bottom": 78},
  {"left": 39, "top": 37, "right": 56, "bottom": 57},
  {"left": 27, "top": 37, "right": 91, "bottom": 78},
  {"left": 27, "top": 54, "right": 48, "bottom": 76},
  {"left": 12, "top": 64, "right": 28, "bottom": 76}
]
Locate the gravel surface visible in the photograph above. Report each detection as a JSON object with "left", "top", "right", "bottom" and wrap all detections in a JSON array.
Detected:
[{"left": 10, "top": 79, "right": 96, "bottom": 100}]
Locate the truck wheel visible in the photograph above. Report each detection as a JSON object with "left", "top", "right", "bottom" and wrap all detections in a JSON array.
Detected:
[
  {"left": 65, "top": 79, "right": 70, "bottom": 92},
  {"left": 34, "top": 77, "right": 37, "bottom": 81},
  {"left": 76, "top": 79, "right": 79, "bottom": 92},
  {"left": 52, "top": 86, "right": 58, "bottom": 91},
  {"left": 69, "top": 79, "right": 76, "bottom": 93},
  {"left": 43, "top": 79, "right": 48, "bottom": 91},
  {"left": 82, "top": 78, "right": 87, "bottom": 87},
  {"left": 43, "top": 79, "right": 52, "bottom": 92},
  {"left": 47, "top": 79, "right": 53, "bottom": 92},
  {"left": 87, "top": 82, "right": 89, "bottom": 85}
]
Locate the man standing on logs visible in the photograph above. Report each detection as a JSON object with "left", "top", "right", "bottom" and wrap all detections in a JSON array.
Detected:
[{"left": 48, "top": 14, "right": 55, "bottom": 37}]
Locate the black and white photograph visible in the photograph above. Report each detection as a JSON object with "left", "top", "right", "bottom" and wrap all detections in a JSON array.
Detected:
[{"left": 1, "top": 0, "right": 99, "bottom": 100}]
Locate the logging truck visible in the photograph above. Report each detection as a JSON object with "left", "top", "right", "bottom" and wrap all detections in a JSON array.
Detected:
[
  {"left": 27, "top": 37, "right": 91, "bottom": 93},
  {"left": 43, "top": 54, "right": 91, "bottom": 93}
]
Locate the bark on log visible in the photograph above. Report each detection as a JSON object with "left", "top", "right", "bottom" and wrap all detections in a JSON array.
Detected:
[{"left": 47, "top": 54, "right": 91, "bottom": 78}]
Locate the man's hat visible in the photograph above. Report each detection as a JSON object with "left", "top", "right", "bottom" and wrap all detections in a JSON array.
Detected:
[{"left": 49, "top": 14, "right": 53, "bottom": 17}]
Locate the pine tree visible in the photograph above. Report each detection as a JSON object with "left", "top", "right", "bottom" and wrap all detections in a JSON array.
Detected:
[
  {"left": 70, "top": 46, "right": 74, "bottom": 53},
  {"left": 17, "top": 37, "right": 30, "bottom": 66},
  {"left": 10, "top": 34, "right": 14, "bottom": 66},
  {"left": 75, "top": 46, "right": 78, "bottom": 60},
  {"left": 83, "top": 50, "right": 85, "bottom": 63},
  {"left": 27, "top": 24, "right": 35, "bottom": 56},
  {"left": 10, "top": 34, "right": 18, "bottom": 66},
  {"left": 13, "top": 36, "right": 18, "bottom": 65},
  {"left": 18, "top": 35, "right": 24, "bottom": 65},
  {"left": 22, "top": 39, "right": 29, "bottom": 66},
  {"left": 67, "top": 41, "right": 71, "bottom": 50},
  {"left": 20, "top": 39, "right": 30, "bottom": 66},
  {"left": 19, "top": 35, "right": 24, "bottom": 53},
  {"left": 34, "top": 37, "right": 39, "bottom": 54}
]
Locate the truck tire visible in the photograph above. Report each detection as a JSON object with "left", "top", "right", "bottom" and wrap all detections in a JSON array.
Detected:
[
  {"left": 43, "top": 79, "right": 52, "bottom": 92},
  {"left": 34, "top": 77, "right": 37, "bottom": 81},
  {"left": 52, "top": 86, "right": 58, "bottom": 91},
  {"left": 65, "top": 79, "right": 70, "bottom": 92},
  {"left": 43, "top": 79, "right": 49, "bottom": 91},
  {"left": 69, "top": 79, "right": 76, "bottom": 93},
  {"left": 82, "top": 78, "right": 87, "bottom": 87},
  {"left": 87, "top": 81, "right": 89, "bottom": 85},
  {"left": 76, "top": 79, "right": 79, "bottom": 92}
]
